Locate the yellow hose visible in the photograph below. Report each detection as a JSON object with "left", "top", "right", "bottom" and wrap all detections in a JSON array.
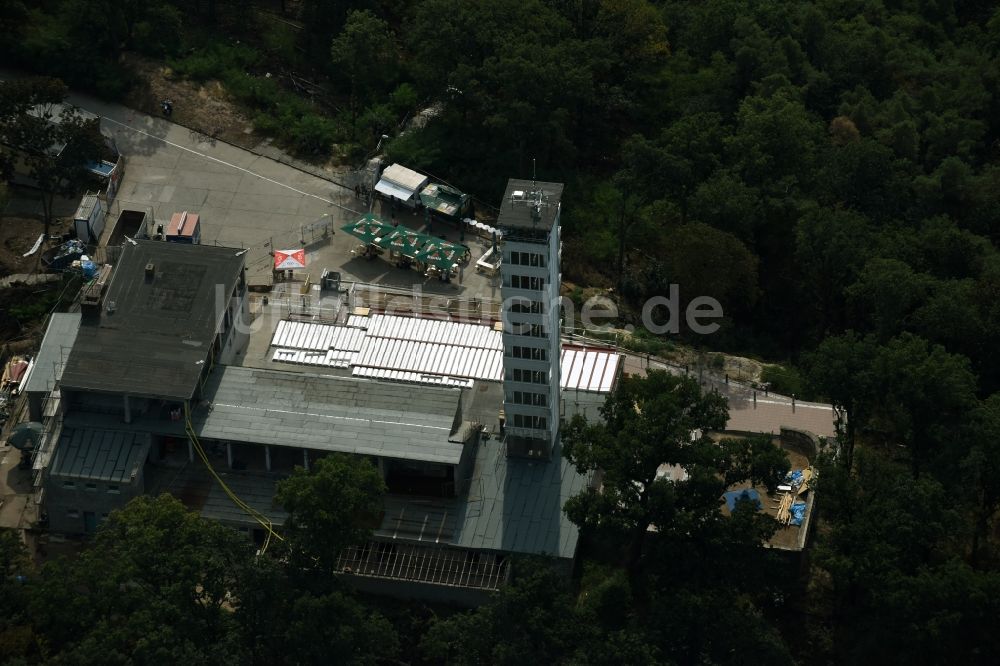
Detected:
[{"left": 183, "top": 402, "right": 284, "bottom": 552}]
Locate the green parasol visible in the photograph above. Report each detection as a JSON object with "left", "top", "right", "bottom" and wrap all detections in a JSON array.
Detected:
[
  {"left": 416, "top": 239, "right": 465, "bottom": 271},
  {"left": 8, "top": 422, "right": 43, "bottom": 451},
  {"left": 375, "top": 227, "right": 429, "bottom": 258},
  {"left": 340, "top": 213, "right": 395, "bottom": 245}
]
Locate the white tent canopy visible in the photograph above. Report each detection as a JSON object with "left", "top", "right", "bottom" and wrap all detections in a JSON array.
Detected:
[{"left": 374, "top": 163, "right": 429, "bottom": 208}]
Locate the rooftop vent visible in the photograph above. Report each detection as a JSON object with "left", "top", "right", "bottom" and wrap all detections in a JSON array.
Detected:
[
  {"left": 145, "top": 262, "right": 155, "bottom": 280},
  {"left": 106, "top": 300, "right": 116, "bottom": 314}
]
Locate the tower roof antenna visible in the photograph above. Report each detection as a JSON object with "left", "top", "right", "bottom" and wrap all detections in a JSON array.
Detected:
[{"left": 532, "top": 158, "right": 536, "bottom": 189}]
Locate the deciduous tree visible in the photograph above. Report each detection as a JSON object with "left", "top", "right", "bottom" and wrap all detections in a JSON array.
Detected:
[
  {"left": 563, "top": 371, "right": 729, "bottom": 576},
  {"left": 0, "top": 77, "right": 106, "bottom": 234},
  {"left": 28, "top": 494, "right": 248, "bottom": 664},
  {"left": 330, "top": 10, "right": 398, "bottom": 125},
  {"left": 274, "top": 453, "right": 385, "bottom": 576}
]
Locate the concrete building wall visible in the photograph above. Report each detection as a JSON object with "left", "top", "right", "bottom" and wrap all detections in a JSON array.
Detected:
[
  {"left": 46, "top": 468, "right": 144, "bottom": 535},
  {"left": 456, "top": 432, "right": 480, "bottom": 495},
  {"left": 500, "top": 205, "right": 562, "bottom": 458},
  {"left": 218, "top": 274, "right": 250, "bottom": 366},
  {"left": 562, "top": 389, "right": 606, "bottom": 423}
]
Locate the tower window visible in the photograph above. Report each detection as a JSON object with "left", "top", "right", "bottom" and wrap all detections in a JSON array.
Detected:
[
  {"left": 510, "top": 346, "right": 546, "bottom": 361},
  {"left": 505, "top": 368, "right": 548, "bottom": 385},
  {"left": 509, "top": 300, "right": 543, "bottom": 314},
  {"left": 509, "top": 275, "right": 545, "bottom": 290},
  {"left": 512, "top": 414, "right": 547, "bottom": 430},
  {"left": 506, "top": 391, "right": 548, "bottom": 407},
  {"left": 509, "top": 252, "right": 545, "bottom": 268}
]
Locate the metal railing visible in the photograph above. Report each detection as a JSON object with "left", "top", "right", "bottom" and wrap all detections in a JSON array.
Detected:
[{"left": 337, "top": 541, "right": 509, "bottom": 590}]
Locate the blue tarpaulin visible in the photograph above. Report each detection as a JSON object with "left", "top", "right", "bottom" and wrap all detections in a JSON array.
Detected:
[
  {"left": 724, "top": 488, "right": 762, "bottom": 512},
  {"left": 790, "top": 501, "right": 807, "bottom": 526}
]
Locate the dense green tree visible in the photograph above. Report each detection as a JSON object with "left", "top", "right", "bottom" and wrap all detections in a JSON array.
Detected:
[
  {"left": 330, "top": 10, "right": 398, "bottom": 124},
  {"left": 233, "top": 556, "right": 399, "bottom": 666},
  {"left": 726, "top": 87, "right": 826, "bottom": 194},
  {"left": 687, "top": 168, "right": 760, "bottom": 244},
  {"left": 421, "top": 562, "right": 657, "bottom": 665},
  {"left": 562, "top": 371, "right": 730, "bottom": 576},
  {"left": 820, "top": 138, "right": 913, "bottom": 220},
  {"left": 27, "top": 495, "right": 248, "bottom": 664},
  {"left": 656, "top": 222, "right": 761, "bottom": 322},
  {"left": 597, "top": 409, "right": 793, "bottom": 662},
  {"left": 868, "top": 333, "right": 977, "bottom": 475},
  {"left": 720, "top": 434, "right": 792, "bottom": 493},
  {"left": 0, "top": 529, "right": 33, "bottom": 661},
  {"left": 958, "top": 394, "right": 1000, "bottom": 565},
  {"left": 891, "top": 216, "right": 995, "bottom": 280},
  {"left": 0, "top": 77, "right": 106, "bottom": 234},
  {"left": 562, "top": 368, "right": 790, "bottom": 664},
  {"left": 794, "top": 208, "right": 875, "bottom": 336},
  {"left": 274, "top": 453, "right": 385, "bottom": 576},
  {"left": 845, "top": 258, "right": 936, "bottom": 340},
  {"left": 910, "top": 279, "right": 986, "bottom": 365},
  {"left": 802, "top": 332, "right": 879, "bottom": 466},
  {"left": 0, "top": 0, "right": 27, "bottom": 37},
  {"left": 421, "top": 564, "right": 584, "bottom": 665},
  {"left": 623, "top": 113, "right": 726, "bottom": 224},
  {"left": 812, "top": 450, "right": 1000, "bottom": 665}
]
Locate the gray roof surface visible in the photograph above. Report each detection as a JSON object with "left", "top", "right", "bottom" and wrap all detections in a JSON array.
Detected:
[
  {"left": 60, "top": 240, "right": 245, "bottom": 400},
  {"left": 376, "top": 495, "right": 458, "bottom": 543},
  {"left": 194, "top": 366, "right": 466, "bottom": 465},
  {"left": 49, "top": 427, "right": 150, "bottom": 482},
  {"left": 24, "top": 313, "right": 81, "bottom": 395},
  {"left": 496, "top": 179, "right": 564, "bottom": 230},
  {"left": 452, "top": 438, "right": 588, "bottom": 559},
  {"left": 461, "top": 380, "right": 504, "bottom": 430},
  {"left": 147, "top": 464, "right": 286, "bottom": 527}
]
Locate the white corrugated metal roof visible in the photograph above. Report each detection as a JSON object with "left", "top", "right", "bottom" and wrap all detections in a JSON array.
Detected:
[
  {"left": 354, "top": 337, "right": 503, "bottom": 381},
  {"left": 347, "top": 315, "right": 369, "bottom": 329},
  {"left": 366, "top": 314, "right": 502, "bottom": 350},
  {"left": 559, "top": 348, "right": 620, "bottom": 392},
  {"left": 270, "top": 320, "right": 365, "bottom": 352},
  {"left": 352, "top": 366, "right": 474, "bottom": 388},
  {"left": 271, "top": 348, "right": 352, "bottom": 368},
  {"left": 267, "top": 317, "right": 618, "bottom": 392}
]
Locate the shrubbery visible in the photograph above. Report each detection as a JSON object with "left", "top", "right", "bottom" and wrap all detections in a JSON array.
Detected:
[
  {"left": 760, "top": 364, "right": 805, "bottom": 397},
  {"left": 168, "top": 43, "right": 261, "bottom": 82},
  {"left": 169, "top": 43, "right": 348, "bottom": 158}
]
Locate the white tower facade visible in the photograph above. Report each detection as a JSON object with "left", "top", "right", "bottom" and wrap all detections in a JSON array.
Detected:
[{"left": 497, "top": 179, "right": 563, "bottom": 459}]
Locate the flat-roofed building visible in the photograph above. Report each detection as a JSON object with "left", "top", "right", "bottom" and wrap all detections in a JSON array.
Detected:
[
  {"left": 23, "top": 312, "right": 80, "bottom": 423},
  {"left": 30, "top": 183, "right": 608, "bottom": 605},
  {"left": 59, "top": 239, "right": 248, "bottom": 405},
  {"left": 497, "top": 179, "right": 564, "bottom": 459},
  {"left": 46, "top": 428, "right": 150, "bottom": 533}
]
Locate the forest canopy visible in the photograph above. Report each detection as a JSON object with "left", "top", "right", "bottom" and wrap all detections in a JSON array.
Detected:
[{"left": 3, "top": 0, "right": 1000, "bottom": 663}]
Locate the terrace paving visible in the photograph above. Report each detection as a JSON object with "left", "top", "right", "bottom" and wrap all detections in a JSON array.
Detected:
[{"left": 57, "top": 87, "right": 502, "bottom": 300}]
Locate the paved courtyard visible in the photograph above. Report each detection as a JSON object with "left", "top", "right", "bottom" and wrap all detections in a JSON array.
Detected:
[{"left": 84, "top": 96, "right": 500, "bottom": 299}]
